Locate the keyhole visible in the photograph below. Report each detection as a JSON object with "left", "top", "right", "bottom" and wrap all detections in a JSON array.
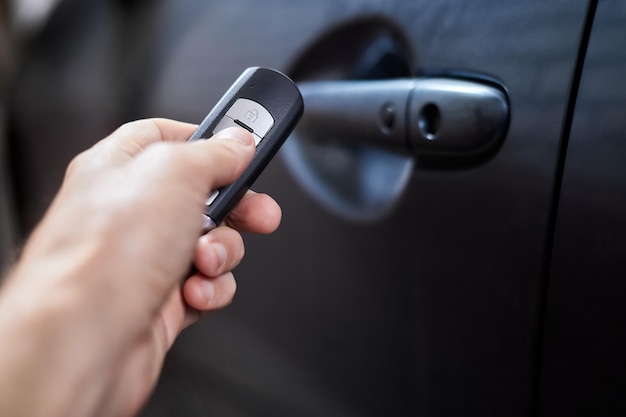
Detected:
[{"left": 418, "top": 103, "right": 441, "bottom": 140}]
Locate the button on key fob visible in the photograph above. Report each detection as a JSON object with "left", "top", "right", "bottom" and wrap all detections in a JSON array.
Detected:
[{"left": 188, "top": 67, "right": 304, "bottom": 230}]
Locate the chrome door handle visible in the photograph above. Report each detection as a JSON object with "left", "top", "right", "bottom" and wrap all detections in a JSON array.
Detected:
[{"left": 297, "top": 76, "right": 509, "bottom": 160}]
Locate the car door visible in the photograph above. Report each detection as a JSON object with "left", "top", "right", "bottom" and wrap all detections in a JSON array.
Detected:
[
  {"left": 128, "top": 2, "right": 590, "bottom": 415},
  {"left": 9, "top": 1, "right": 592, "bottom": 416},
  {"left": 539, "top": 1, "right": 626, "bottom": 415}
]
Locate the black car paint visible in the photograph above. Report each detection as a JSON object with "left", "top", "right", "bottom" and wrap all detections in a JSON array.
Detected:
[{"left": 9, "top": 1, "right": 626, "bottom": 416}]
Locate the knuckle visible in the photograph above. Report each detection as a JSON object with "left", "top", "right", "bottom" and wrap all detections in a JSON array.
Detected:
[
  {"left": 65, "top": 150, "right": 90, "bottom": 177},
  {"left": 116, "top": 118, "right": 157, "bottom": 135},
  {"left": 143, "top": 141, "right": 180, "bottom": 166},
  {"left": 111, "top": 120, "right": 140, "bottom": 138},
  {"left": 112, "top": 118, "right": 165, "bottom": 146}
]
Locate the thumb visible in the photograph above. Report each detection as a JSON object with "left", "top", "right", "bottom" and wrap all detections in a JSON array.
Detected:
[{"left": 187, "top": 127, "right": 256, "bottom": 192}]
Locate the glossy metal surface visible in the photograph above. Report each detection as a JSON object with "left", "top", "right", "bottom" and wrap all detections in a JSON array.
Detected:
[
  {"left": 297, "top": 79, "right": 414, "bottom": 153},
  {"left": 407, "top": 77, "right": 508, "bottom": 158},
  {"left": 297, "top": 77, "right": 509, "bottom": 158}
]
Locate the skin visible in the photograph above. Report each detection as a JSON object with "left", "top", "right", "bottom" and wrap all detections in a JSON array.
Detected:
[{"left": 0, "top": 120, "right": 281, "bottom": 417}]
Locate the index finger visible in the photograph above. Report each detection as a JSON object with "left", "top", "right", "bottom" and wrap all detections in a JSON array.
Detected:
[
  {"left": 65, "top": 119, "right": 200, "bottom": 178},
  {"left": 95, "top": 118, "right": 200, "bottom": 163}
]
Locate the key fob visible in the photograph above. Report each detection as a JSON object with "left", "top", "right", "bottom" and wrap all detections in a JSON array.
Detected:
[{"left": 188, "top": 67, "right": 304, "bottom": 230}]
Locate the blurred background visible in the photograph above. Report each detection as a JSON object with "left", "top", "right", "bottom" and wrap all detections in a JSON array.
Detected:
[{"left": 2, "top": 1, "right": 626, "bottom": 416}]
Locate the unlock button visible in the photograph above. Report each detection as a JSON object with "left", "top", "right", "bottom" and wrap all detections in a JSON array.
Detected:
[{"left": 225, "top": 98, "right": 274, "bottom": 138}]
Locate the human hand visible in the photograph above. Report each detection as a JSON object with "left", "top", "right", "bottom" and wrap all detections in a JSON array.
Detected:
[{"left": 0, "top": 119, "right": 281, "bottom": 417}]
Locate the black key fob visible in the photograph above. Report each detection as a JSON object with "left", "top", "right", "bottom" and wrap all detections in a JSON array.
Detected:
[{"left": 188, "top": 67, "right": 303, "bottom": 230}]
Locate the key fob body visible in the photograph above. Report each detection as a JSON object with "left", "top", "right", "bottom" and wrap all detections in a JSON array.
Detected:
[{"left": 188, "top": 67, "right": 303, "bottom": 230}]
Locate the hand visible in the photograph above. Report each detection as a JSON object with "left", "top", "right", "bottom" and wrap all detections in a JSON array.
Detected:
[{"left": 0, "top": 119, "right": 281, "bottom": 417}]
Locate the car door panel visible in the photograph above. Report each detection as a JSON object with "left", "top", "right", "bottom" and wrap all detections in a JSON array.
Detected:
[
  {"left": 8, "top": 1, "right": 590, "bottom": 416},
  {"left": 539, "top": 2, "right": 626, "bottom": 415},
  {"left": 137, "top": 2, "right": 588, "bottom": 415}
]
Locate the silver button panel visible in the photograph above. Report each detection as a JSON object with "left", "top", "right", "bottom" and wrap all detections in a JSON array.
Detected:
[
  {"left": 206, "top": 98, "right": 275, "bottom": 209},
  {"left": 212, "top": 98, "right": 274, "bottom": 146}
]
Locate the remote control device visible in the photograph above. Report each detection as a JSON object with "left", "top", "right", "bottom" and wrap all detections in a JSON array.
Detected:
[{"left": 188, "top": 67, "right": 304, "bottom": 230}]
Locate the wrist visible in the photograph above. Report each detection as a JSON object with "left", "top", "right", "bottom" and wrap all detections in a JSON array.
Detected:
[
  {"left": 0, "top": 274, "right": 80, "bottom": 416},
  {"left": 0, "top": 249, "right": 117, "bottom": 416}
]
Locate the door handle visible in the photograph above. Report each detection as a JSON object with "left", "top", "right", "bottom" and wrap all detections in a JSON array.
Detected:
[{"left": 297, "top": 76, "right": 509, "bottom": 161}]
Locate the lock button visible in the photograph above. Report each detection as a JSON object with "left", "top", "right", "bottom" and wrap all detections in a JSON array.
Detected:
[
  {"left": 213, "top": 98, "right": 274, "bottom": 145},
  {"left": 208, "top": 98, "right": 276, "bottom": 207}
]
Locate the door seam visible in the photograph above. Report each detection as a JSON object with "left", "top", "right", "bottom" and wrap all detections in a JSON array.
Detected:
[{"left": 532, "top": 1, "right": 598, "bottom": 415}]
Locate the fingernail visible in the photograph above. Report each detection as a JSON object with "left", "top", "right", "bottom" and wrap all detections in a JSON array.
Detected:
[
  {"left": 212, "top": 242, "right": 228, "bottom": 270},
  {"left": 202, "top": 280, "right": 215, "bottom": 303},
  {"left": 214, "top": 127, "right": 253, "bottom": 146}
]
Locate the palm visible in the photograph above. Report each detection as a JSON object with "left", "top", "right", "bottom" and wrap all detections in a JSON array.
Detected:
[{"left": 109, "top": 286, "right": 189, "bottom": 417}]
